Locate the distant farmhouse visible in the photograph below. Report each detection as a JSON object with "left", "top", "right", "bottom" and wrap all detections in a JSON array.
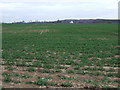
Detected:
[{"left": 70, "top": 21, "right": 74, "bottom": 23}]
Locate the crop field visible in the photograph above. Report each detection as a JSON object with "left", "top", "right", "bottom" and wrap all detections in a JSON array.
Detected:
[{"left": 2, "top": 23, "right": 119, "bottom": 88}]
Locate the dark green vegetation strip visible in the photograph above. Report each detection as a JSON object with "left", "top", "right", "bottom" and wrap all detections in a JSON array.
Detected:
[{"left": 2, "top": 23, "right": 119, "bottom": 88}]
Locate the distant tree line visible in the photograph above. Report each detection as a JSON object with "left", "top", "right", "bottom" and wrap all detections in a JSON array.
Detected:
[{"left": 11, "top": 19, "right": 119, "bottom": 24}]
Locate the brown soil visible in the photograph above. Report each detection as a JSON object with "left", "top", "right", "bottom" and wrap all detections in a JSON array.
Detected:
[{"left": 2, "top": 64, "right": 119, "bottom": 88}]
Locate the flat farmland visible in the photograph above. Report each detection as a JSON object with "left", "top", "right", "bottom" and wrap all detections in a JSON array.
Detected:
[{"left": 2, "top": 23, "right": 119, "bottom": 88}]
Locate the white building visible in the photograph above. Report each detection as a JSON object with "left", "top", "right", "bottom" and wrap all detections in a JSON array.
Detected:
[{"left": 70, "top": 21, "right": 74, "bottom": 23}]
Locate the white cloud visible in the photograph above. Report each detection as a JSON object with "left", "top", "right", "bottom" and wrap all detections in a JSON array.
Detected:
[{"left": 0, "top": 0, "right": 119, "bottom": 22}]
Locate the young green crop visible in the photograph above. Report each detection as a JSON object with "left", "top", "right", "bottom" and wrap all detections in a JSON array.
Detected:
[
  {"left": 2, "top": 23, "right": 118, "bottom": 88},
  {"left": 60, "top": 82, "right": 73, "bottom": 87}
]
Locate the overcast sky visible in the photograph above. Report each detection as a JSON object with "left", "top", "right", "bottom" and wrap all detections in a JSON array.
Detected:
[{"left": 0, "top": 0, "right": 119, "bottom": 22}]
